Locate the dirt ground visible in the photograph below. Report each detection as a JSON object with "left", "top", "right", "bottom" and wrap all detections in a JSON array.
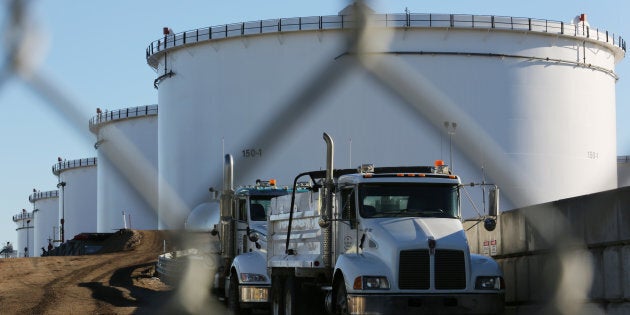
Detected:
[{"left": 0, "top": 230, "right": 228, "bottom": 315}]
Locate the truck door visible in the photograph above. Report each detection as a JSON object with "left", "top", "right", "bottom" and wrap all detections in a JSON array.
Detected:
[
  {"left": 235, "top": 198, "right": 248, "bottom": 255},
  {"left": 336, "top": 186, "right": 359, "bottom": 258}
]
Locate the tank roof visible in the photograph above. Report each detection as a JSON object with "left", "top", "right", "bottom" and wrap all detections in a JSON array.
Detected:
[
  {"left": 146, "top": 11, "right": 625, "bottom": 69},
  {"left": 89, "top": 104, "right": 158, "bottom": 134},
  {"left": 52, "top": 157, "right": 97, "bottom": 175},
  {"left": 29, "top": 190, "right": 59, "bottom": 203},
  {"left": 12, "top": 211, "right": 33, "bottom": 223}
]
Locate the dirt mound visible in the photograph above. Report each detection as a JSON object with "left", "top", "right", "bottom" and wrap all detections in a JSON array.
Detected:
[
  {"left": 0, "top": 230, "right": 227, "bottom": 314},
  {"left": 97, "top": 229, "right": 140, "bottom": 253}
]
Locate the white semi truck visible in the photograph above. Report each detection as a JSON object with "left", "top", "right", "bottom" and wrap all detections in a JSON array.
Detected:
[
  {"left": 218, "top": 154, "right": 306, "bottom": 314},
  {"left": 157, "top": 154, "right": 288, "bottom": 314},
  {"left": 261, "top": 133, "right": 505, "bottom": 315}
]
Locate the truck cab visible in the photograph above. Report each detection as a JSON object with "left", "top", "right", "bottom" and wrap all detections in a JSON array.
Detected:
[
  {"left": 232, "top": 181, "right": 279, "bottom": 257},
  {"left": 328, "top": 166, "right": 505, "bottom": 314},
  {"left": 222, "top": 179, "right": 290, "bottom": 314}
]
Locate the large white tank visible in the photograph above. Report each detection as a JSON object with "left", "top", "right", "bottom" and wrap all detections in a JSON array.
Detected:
[
  {"left": 89, "top": 105, "right": 159, "bottom": 232},
  {"left": 12, "top": 209, "right": 34, "bottom": 257},
  {"left": 29, "top": 190, "right": 59, "bottom": 256},
  {"left": 146, "top": 10, "right": 625, "bottom": 228},
  {"left": 618, "top": 156, "right": 630, "bottom": 187},
  {"left": 52, "top": 158, "right": 97, "bottom": 241}
]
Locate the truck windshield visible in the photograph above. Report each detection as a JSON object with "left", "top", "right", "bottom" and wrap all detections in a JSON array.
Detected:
[
  {"left": 359, "top": 183, "right": 459, "bottom": 218},
  {"left": 250, "top": 198, "right": 271, "bottom": 221}
]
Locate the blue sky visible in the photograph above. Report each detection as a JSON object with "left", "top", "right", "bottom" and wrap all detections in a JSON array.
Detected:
[{"left": 0, "top": 0, "right": 628, "bottom": 248}]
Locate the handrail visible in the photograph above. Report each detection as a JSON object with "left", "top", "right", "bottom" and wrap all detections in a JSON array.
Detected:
[
  {"left": 619, "top": 156, "right": 630, "bottom": 163},
  {"left": 52, "top": 157, "right": 97, "bottom": 175},
  {"left": 89, "top": 104, "right": 158, "bottom": 132},
  {"left": 12, "top": 212, "right": 34, "bottom": 222},
  {"left": 146, "top": 12, "right": 625, "bottom": 68},
  {"left": 29, "top": 190, "right": 59, "bottom": 203}
]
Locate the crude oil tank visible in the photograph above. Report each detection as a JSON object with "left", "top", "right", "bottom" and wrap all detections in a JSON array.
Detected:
[
  {"left": 30, "top": 190, "right": 59, "bottom": 256},
  {"left": 52, "top": 158, "right": 97, "bottom": 241},
  {"left": 12, "top": 209, "right": 34, "bottom": 257},
  {"left": 89, "top": 105, "right": 159, "bottom": 232},
  {"left": 146, "top": 8, "right": 625, "bottom": 228}
]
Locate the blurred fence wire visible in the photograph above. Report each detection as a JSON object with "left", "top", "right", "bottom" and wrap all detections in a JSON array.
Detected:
[
  {"left": 2, "top": 0, "right": 617, "bottom": 314},
  {"left": 0, "top": 0, "right": 26, "bottom": 90}
]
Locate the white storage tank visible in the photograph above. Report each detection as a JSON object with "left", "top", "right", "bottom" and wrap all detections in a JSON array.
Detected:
[
  {"left": 52, "top": 158, "right": 97, "bottom": 241},
  {"left": 618, "top": 156, "right": 630, "bottom": 187},
  {"left": 12, "top": 209, "right": 34, "bottom": 257},
  {"left": 89, "top": 105, "right": 159, "bottom": 232},
  {"left": 29, "top": 190, "right": 59, "bottom": 256},
  {"left": 146, "top": 9, "right": 625, "bottom": 227}
]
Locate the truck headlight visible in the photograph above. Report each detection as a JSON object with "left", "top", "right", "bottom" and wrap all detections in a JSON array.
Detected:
[
  {"left": 240, "top": 273, "right": 267, "bottom": 283},
  {"left": 353, "top": 276, "right": 390, "bottom": 290},
  {"left": 475, "top": 276, "right": 504, "bottom": 290}
]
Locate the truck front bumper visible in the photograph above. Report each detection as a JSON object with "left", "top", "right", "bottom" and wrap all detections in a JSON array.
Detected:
[{"left": 347, "top": 292, "right": 504, "bottom": 315}]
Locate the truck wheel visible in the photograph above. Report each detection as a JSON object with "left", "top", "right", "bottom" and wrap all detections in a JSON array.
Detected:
[
  {"left": 335, "top": 279, "right": 349, "bottom": 315},
  {"left": 283, "top": 276, "right": 299, "bottom": 315},
  {"left": 271, "top": 275, "right": 284, "bottom": 315},
  {"left": 228, "top": 273, "right": 251, "bottom": 315}
]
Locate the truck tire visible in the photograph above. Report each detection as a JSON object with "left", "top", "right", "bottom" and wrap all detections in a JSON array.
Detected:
[
  {"left": 283, "top": 276, "right": 299, "bottom": 315},
  {"left": 271, "top": 275, "right": 284, "bottom": 315},
  {"left": 228, "top": 273, "right": 251, "bottom": 315},
  {"left": 334, "top": 279, "right": 349, "bottom": 315}
]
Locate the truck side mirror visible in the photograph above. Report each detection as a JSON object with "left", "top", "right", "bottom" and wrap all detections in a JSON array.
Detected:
[
  {"left": 488, "top": 187, "right": 499, "bottom": 217},
  {"left": 246, "top": 226, "right": 259, "bottom": 242},
  {"left": 248, "top": 231, "right": 259, "bottom": 243},
  {"left": 211, "top": 224, "right": 219, "bottom": 236},
  {"left": 484, "top": 187, "right": 499, "bottom": 232},
  {"left": 484, "top": 218, "right": 497, "bottom": 231}
]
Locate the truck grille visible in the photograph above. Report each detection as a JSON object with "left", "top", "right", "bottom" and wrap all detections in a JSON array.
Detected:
[
  {"left": 435, "top": 250, "right": 466, "bottom": 289},
  {"left": 398, "top": 249, "right": 466, "bottom": 290},
  {"left": 398, "top": 250, "right": 430, "bottom": 289}
]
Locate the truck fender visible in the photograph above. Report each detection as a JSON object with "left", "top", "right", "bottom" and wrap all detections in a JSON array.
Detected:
[
  {"left": 230, "top": 250, "right": 271, "bottom": 285},
  {"left": 334, "top": 253, "right": 394, "bottom": 293},
  {"left": 469, "top": 253, "right": 503, "bottom": 279}
]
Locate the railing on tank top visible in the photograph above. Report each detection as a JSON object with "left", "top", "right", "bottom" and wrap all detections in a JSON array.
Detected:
[
  {"left": 52, "top": 157, "right": 97, "bottom": 175},
  {"left": 89, "top": 105, "right": 158, "bottom": 132},
  {"left": 28, "top": 190, "right": 59, "bottom": 203},
  {"left": 12, "top": 212, "right": 34, "bottom": 222},
  {"left": 146, "top": 13, "right": 626, "bottom": 61}
]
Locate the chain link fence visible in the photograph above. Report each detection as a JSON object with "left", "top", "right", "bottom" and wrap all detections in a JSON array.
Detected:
[{"left": 2, "top": 1, "right": 627, "bottom": 314}]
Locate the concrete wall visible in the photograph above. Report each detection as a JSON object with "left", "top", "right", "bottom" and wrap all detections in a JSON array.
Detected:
[
  {"left": 619, "top": 156, "right": 630, "bottom": 187},
  {"left": 465, "top": 186, "right": 630, "bottom": 314}
]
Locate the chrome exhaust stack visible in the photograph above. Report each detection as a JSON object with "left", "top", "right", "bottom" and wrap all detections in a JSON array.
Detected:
[
  {"left": 220, "top": 154, "right": 235, "bottom": 260},
  {"left": 223, "top": 154, "right": 234, "bottom": 191},
  {"left": 322, "top": 132, "right": 334, "bottom": 270},
  {"left": 324, "top": 132, "right": 334, "bottom": 184}
]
